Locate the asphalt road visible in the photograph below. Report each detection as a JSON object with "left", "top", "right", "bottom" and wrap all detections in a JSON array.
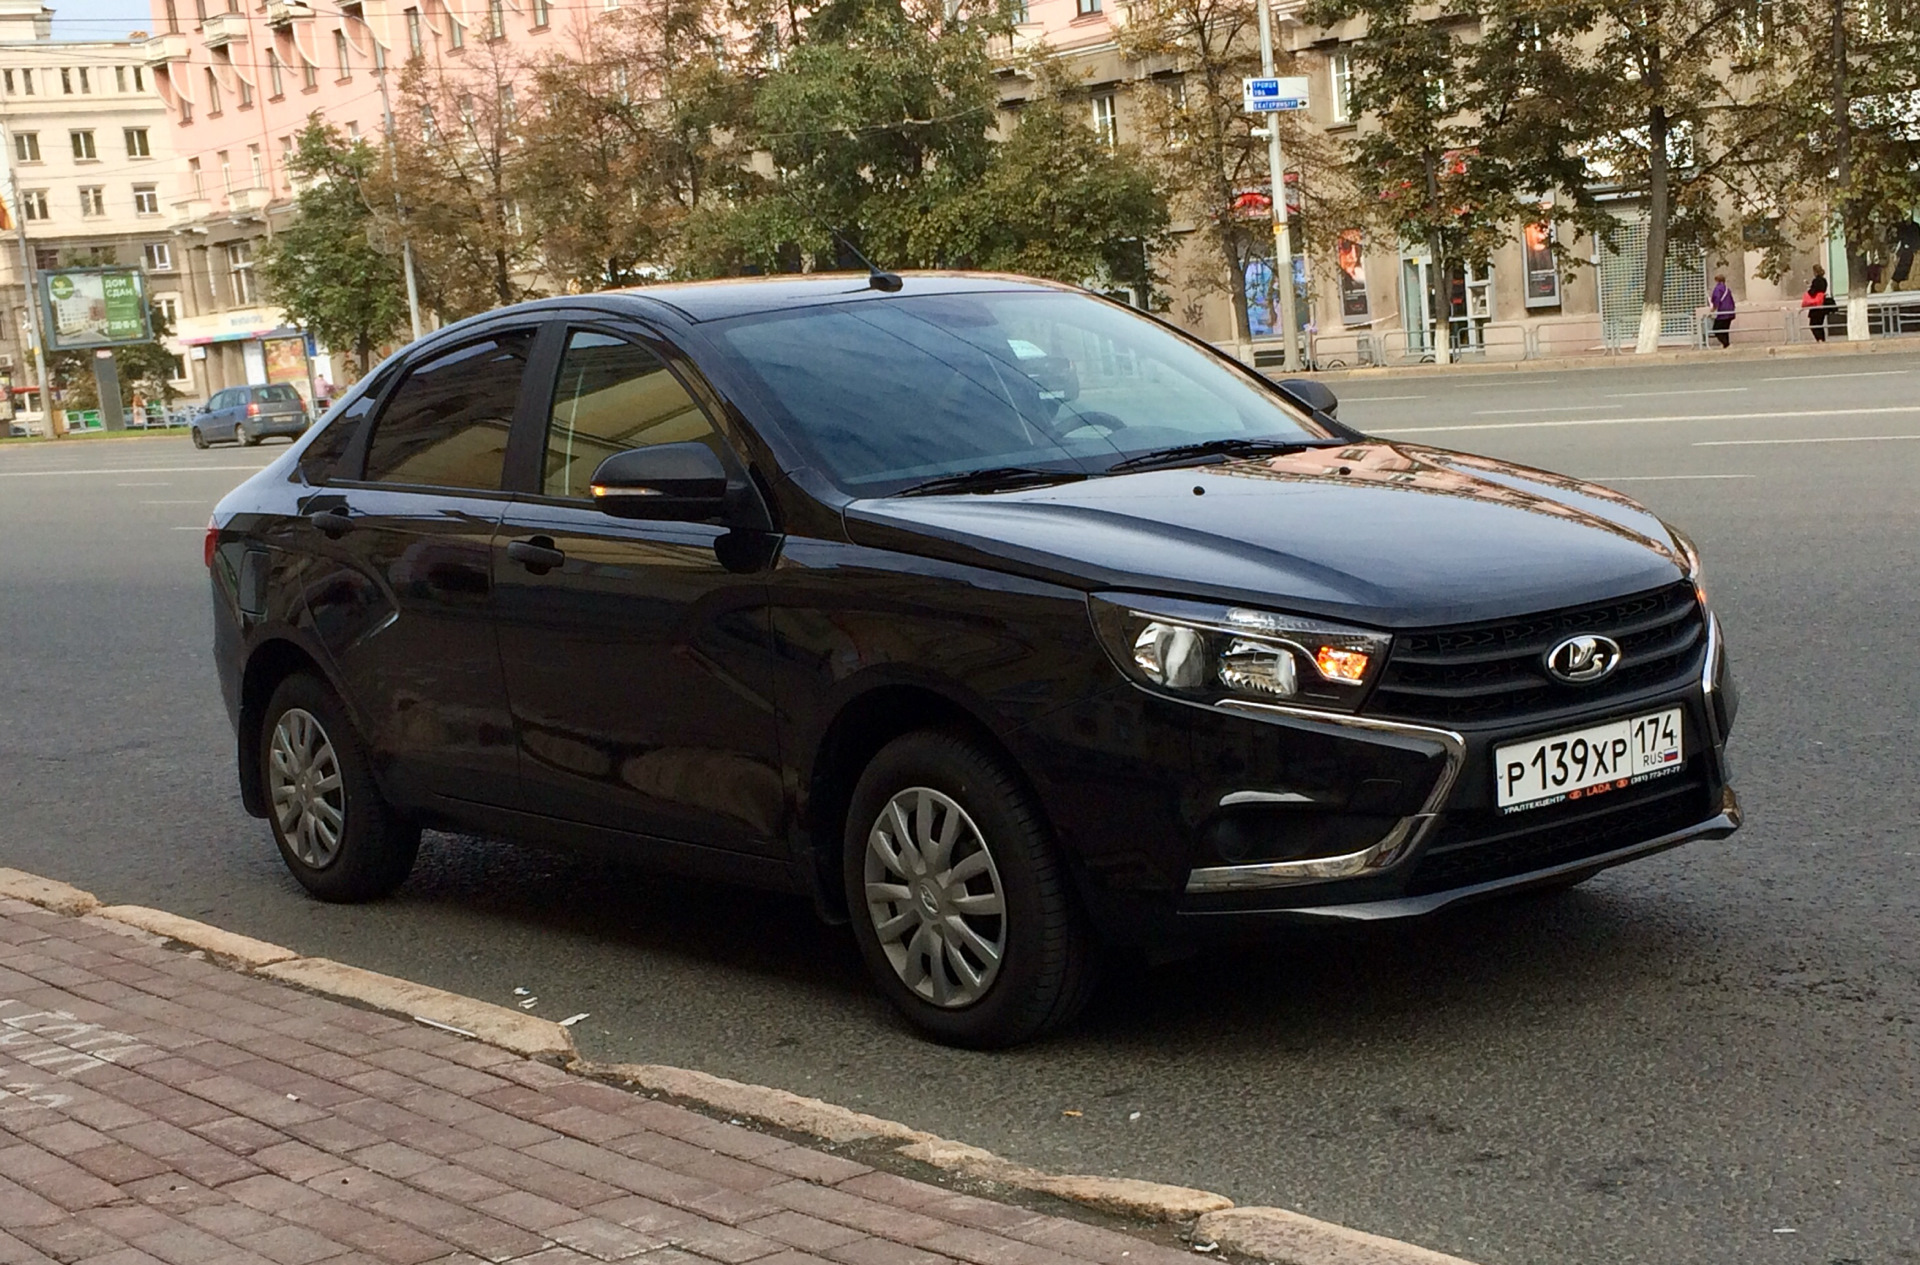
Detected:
[{"left": 3, "top": 350, "right": 1918, "bottom": 1265}]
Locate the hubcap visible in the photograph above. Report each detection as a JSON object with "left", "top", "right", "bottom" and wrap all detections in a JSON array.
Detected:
[
  {"left": 864, "top": 788, "right": 1007, "bottom": 1008},
  {"left": 268, "top": 708, "right": 345, "bottom": 869}
]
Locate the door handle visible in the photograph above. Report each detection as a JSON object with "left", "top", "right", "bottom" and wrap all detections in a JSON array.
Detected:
[
  {"left": 507, "top": 537, "right": 566, "bottom": 574},
  {"left": 308, "top": 508, "right": 353, "bottom": 538}
]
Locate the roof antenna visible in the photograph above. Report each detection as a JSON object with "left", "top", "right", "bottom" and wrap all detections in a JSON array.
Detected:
[{"left": 832, "top": 230, "right": 903, "bottom": 293}]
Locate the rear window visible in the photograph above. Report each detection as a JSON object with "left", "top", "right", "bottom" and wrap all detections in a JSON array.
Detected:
[{"left": 255, "top": 385, "right": 300, "bottom": 403}]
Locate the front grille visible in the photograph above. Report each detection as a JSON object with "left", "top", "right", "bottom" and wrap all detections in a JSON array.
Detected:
[
  {"left": 1404, "top": 775, "right": 1712, "bottom": 895},
  {"left": 1369, "top": 582, "right": 1705, "bottom": 725}
]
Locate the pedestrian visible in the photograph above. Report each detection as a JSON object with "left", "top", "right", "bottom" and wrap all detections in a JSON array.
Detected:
[
  {"left": 1709, "top": 273, "right": 1735, "bottom": 348},
  {"left": 1803, "top": 264, "right": 1835, "bottom": 342}
]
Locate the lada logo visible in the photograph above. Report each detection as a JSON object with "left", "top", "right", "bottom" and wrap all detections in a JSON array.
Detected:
[{"left": 1545, "top": 634, "right": 1622, "bottom": 684}]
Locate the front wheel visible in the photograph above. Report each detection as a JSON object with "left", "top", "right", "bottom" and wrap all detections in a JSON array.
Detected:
[
  {"left": 190, "top": 427, "right": 208, "bottom": 450},
  {"left": 260, "top": 674, "right": 419, "bottom": 902},
  {"left": 844, "top": 730, "right": 1096, "bottom": 1048}
]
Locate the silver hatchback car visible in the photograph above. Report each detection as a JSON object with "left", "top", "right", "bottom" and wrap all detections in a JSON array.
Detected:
[{"left": 191, "top": 384, "right": 309, "bottom": 448}]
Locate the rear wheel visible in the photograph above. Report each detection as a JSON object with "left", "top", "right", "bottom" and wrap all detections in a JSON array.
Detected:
[
  {"left": 190, "top": 427, "right": 208, "bottom": 450},
  {"left": 260, "top": 674, "right": 418, "bottom": 902},
  {"left": 240, "top": 424, "right": 261, "bottom": 447},
  {"left": 844, "top": 730, "right": 1096, "bottom": 1048}
]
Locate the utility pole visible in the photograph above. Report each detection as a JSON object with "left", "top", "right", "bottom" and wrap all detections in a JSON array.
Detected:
[
  {"left": 0, "top": 121, "right": 58, "bottom": 437},
  {"left": 1255, "top": 0, "right": 1301, "bottom": 373},
  {"left": 373, "top": 57, "right": 423, "bottom": 341}
]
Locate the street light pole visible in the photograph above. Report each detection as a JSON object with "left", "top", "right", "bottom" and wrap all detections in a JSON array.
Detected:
[
  {"left": 373, "top": 59, "right": 423, "bottom": 342},
  {"left": 1255, "top": 0, "right": 1302, "bottom": 373},
  {"left": 0, "top": 121, "right": 58, "bottom": 437}
]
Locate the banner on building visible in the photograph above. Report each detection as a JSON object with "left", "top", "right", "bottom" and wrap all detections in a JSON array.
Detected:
[
  {"left": 41, "top": 268, "right": 151, "bottom": 350},
  {"left": 1524, "top": 219, "right": 1561, "bottom": 309},
  {"left": 1336, "top": 230, "right": 1370, "bottom": 324}
]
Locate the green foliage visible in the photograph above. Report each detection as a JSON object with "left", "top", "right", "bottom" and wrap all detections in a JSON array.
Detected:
[{"left": 258, "top": 118, "right": 410, "bottom": 373}]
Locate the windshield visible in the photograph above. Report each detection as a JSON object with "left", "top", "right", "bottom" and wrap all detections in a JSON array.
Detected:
[{"left": 712, "top": 290, "right": 1333, "bottom": 495}]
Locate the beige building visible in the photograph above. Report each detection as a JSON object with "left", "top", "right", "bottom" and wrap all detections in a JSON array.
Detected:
[{"left": 0, "top": 0, "right": 192, "bottom": 426}]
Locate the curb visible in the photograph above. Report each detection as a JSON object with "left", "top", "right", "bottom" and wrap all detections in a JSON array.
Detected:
[
  {"left": 0, "top": 866, "right": 1481, "bottom": 1265},
  {"left": 1290, "top": 334, "right": 1913, "bottom": 383}
]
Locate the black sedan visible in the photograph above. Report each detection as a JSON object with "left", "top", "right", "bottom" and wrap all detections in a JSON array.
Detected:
[{"left": 207, "top": 274, "right": 1739, "bottom": 1046}]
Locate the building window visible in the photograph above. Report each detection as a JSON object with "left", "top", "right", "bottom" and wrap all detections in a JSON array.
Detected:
[
  {"left": 116, "top": 65, "right": 126, "bottom": 92},
  {"left": 154, "top": 296, "right": 178, "bottom": 322},
  {"left": 249, "top": 143, "right": 263, "bottom": 187},
  {"left": 125, "top": 127, "right": 151, "bottom": 157},
  {"left": 60, "top": 67, "right": 71, "bottom": 93},
  {"left": 1329, "top": 50, "right": 1353, "bottom": 124},
  {"left": 79, "top": 67, "right": 90, "bottom": 92},
  {"left": 165, "top": 0, "right": 178, "bottom": 31},
  {"left": 346, "top": 120, "right": 359, "bottom": 140},
  {"left": 488, "top": 0, "right": 504, "bottom": 38},
  {"left": 499, "top": 84, "right": 514, "bottom": 124},
  {"left": 219, "top": 150, "right": 232, "bottom": 193},
  {"left": 12, "top": 131, "right": 37, "bottom": 162},
  {"left": 19, "top": 68, "right": 30, "bottom": 94},
  {"left": 71, "top": 129, "right": 97, "bottom": 160},
  {"left": 449, "top": 16, "right": 464, "bottom": 48},
  {"left": 189, "top": 157, "right": 202, "bottom": 195},
  {"left": 2, "top": 70, "right": 11, "bottom": 94},
  {"left": 228, "top": 242, "right": 256, "bottom": 304},
  {"left": 302, "top": 56, "right": 317, "bottom": 89},
  {"left": 21, "top": 190, "right": 48, "bottom": 221},
  {"left": 334, "top": 29, "right": 351, "bottom": 76},
  {"left": 405, "top": 6, "right": 422, "bottom": 54},
  {"left": 134, "top": 66, "right": 145, "bottom": 91},
  {"left": 79, "top": 186, "right": 105, "bottom": 217},
  {"left": 1091, "top": 92, "right": 1116, "bottom": 146},
  {"left": 180, "top": 95, "right": 192, "bottom": 122},
  {"left": 1076, "top": 0, "right": 1100, "bottom": 13},
  {"left": 145, "top": 242, "right": 174, "bottom": 271},
  {"left": 205, "top": 67, "right": 222, "bottom": 113},
  {"left": 459, "top": 92, "right": 475, "bottom": 129},
  {"left": 133, "top": 184, "right": 160, "bottom": 214},
  {"left": 268, "top": 50, "right": 283, "bottom": 96},
  {"left": 532, "top": 0, "right": 549, "bottom": 26},
  {"left": 34, "top": 250, "right": 57, "bottom": 276},
  {"left": 238, "top": 74, "right": 253, "bottom": 107}
]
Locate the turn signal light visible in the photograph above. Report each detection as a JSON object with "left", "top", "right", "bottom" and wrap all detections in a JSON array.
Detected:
[
  {"left": 203, "top": 517, "right": 218, "bottom": 569},
  {"left": 1314, "top": 646, "right": 1371, "bottom": 683}
]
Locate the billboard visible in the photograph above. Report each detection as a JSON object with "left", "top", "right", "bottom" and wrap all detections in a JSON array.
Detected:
[
  {"left": 41, "top": 268, "right": 151, "bottom": 350},
  {"left": 1335, "top": 229, "right": 1370, "bottom": 324}
]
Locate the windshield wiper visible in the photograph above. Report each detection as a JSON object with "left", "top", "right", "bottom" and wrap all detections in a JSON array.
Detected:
[
  {"left": 1105, "top": 438, "right": 1340, "bottom": 475},
  {"left": 892, "top": 466, "right": 1089, "bottom": 497}
]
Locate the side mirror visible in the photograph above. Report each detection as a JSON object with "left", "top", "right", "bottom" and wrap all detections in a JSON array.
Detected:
[
  {"left": 1277, "top": 377, "right": 1338, "bottom": 419},
  {"left": 589, "top": 442, "right": 729, "bottom": 521}
]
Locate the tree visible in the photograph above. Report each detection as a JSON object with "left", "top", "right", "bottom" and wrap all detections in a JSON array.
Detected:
[
  {"left": 516, "top": 0, "right": 752, "bottom": 290},
  {"left": 259, "top": 118, "right": 410, "bottom": 375},
  {"left": 386, "top": 41, "right": 537, "bottom": 317},
  {"left": 1740, "top": 0, "right": 1920, "bottom": 338}
]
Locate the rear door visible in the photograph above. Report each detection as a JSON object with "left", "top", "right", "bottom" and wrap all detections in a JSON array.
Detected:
[
  {"left": 206, "top": 389, "right": 237, "bottom": 441},
  {"left": 299, "top": 325, "right": 539, "bottom": 810},
  {"left": 491, "top": 321, "right": 785, "bottom": 855}
]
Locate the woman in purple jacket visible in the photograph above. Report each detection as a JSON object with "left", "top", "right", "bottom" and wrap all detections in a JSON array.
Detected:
[{"left": 1709, "top": 274, "right": 1735, "bottom": 348}]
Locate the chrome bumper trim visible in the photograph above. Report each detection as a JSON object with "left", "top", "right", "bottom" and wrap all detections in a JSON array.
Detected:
[
  {"left": 1191, "top": 790, "right": 1742, "bottom": 922},
  {"left": 1185, "top": 702, "right": 1466, "bottom": 893}
]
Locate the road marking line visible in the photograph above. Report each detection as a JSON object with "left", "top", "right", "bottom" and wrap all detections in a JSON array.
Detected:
[
  {"left": 168, "top": 525, "right": 207, "bottom": 531},
  {"left": 1604, "top": 388, "right": 1749, "bottom": 398},
  {"left": 1759, "top": 369, "right": 1915, "bottom": 381},
  {"left": 1374, "top": 404, "right": 1920, "bottom": 435},
  {"left": 1585, "top": 474, "right": 1756, "bottom": 481},
  {"left": 1338, "top": 394, "right": 1428, "bottom": 402},
  {"left": 1470, "top": 404, "right": 1619, "bottom": 414},
  {"left": 0, "top": 464, "right": 265, "bottom": 478},
  {"left": 1694, "top": 434, "right": 1920, "bottom": 446}
]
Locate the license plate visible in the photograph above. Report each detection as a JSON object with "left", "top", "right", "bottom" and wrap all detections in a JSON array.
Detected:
[{"left": 1494, "top": 707, "right": 1685, "bottom": 814}]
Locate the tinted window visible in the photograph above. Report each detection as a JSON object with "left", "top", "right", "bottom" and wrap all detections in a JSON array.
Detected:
[
  {"left": 542, "top": 331, "right": 718, "bottom": 499},
  {"left": 715, "top": 291, "right": 1327, "bottom": 494},
  {"left": 363, "top": 330, "right": 532, "bottom": 491},
  {"left": 299, "top": 390, "right": 379, "bottom": 485},
  {"left": 254, "top": 385, "right": 299, "bottom": 403}
]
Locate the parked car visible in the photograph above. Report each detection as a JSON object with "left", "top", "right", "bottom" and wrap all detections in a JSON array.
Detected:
[
  {"left": 191, "top": 384, "right": 309, "bottom": 448},
  {"left": 207, "top": 274, "right": 1740, "bottom": 1046}
]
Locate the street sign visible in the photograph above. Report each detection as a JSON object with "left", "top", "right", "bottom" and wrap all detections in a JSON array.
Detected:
[{"left": 1243, "top": 75, "right": 1310, "bottom": 113}]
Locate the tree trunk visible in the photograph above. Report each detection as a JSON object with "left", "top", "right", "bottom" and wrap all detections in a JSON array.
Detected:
[
  {"left": 1832, "top": 0, "right": 1870, "bottom": 340},
  {"left": 1636, "top": 102, "right": 1670, "bottom": 354}
]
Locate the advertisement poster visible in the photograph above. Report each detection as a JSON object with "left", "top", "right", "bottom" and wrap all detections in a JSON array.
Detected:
[
  {"left": 1524, "top": 219, "right": 1561, "bottom": 308},
  {"left": 1244, "top": 258, "right": 1275, "bottom": 337},
  {"left": 1336, "top": 230, "right": 1370, "bottom": 324},
  {"left": 42, "top": 269, "right": 150, "bottom": 350},
  {"left": 263, "top": 335, "right": 314, "bottom": 410}
]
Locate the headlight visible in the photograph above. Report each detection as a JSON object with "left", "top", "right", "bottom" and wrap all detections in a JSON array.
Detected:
[
  {"left": 1089, "top": 593, "right": 1392, "bottom": 712},
  {"left": 1669, "top": 526, "right": 1707, "bottom": 606}
]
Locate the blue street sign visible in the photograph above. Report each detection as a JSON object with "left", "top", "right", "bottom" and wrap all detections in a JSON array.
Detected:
[{"left": 1243, "top": 76, "right": 1310, "bottom": 113}]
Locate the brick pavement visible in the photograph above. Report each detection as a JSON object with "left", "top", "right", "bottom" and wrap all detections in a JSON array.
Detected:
[{"left": 0, "top": 898, "right": 1193, "bottom": 1265}]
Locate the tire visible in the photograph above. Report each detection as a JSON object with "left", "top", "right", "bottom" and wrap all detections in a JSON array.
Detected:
[
  {"left": 190, "top": 427, "right": 208, "bottom": 450},
  {"left": 241, "top": 424, "right": 261, "bottom": 447},
  {"left": 259, "top": 673, "right": 419, "bottom": 903},
  {"left": 843, "top": 730, "right": 1097, "bottom": 1048}
]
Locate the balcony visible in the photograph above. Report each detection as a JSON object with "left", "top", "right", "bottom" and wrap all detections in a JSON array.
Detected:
[
  {"left": 171, "top": 196, "right": 215, "bottom": 226},
  {"left": 142, "top": 31, "right": 190, "bottom": 64},
  {"left": 265, "top": 0, "right": 315, "bottom": 27},
  {"left": 230, "top": 186, "right": 273, "bottom": 216},
  {"left": 200, "top": 12, "right": 248, "bottom": 47}
]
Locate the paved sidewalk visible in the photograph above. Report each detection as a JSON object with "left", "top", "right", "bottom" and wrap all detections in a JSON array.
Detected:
[{"left": 0, "top": 897, "right": 1191, "bottom": 1265}]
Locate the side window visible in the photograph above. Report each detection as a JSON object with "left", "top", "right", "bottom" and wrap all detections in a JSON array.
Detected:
[
  {"left": 542, "top": 329, "right": 720, "bottom": 500},
  {"left": 299, "top": 389, "right": 379, "bottom": 485},
  {"left": 210, "top": 389, "right": 231, "bottom": 410},
  {"left": 363, "top": 329, "right": 532, "bottom": 491}
]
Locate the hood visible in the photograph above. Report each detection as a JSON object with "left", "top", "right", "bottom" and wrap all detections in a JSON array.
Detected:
[{"left": 843, "top": 442, "right": 1689, "bottom": 629}]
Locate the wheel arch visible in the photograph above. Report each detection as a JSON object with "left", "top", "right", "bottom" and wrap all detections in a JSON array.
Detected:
[{"left": 236, "top": 637, "right": 343, "bottom": 819}]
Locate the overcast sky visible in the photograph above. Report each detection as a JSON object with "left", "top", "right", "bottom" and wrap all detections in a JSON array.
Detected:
[{"left": 49, "top": 0, "right": 157, "bottom": 42}]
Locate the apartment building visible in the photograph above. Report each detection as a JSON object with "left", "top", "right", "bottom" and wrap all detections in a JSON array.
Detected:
[{"left": 0, "top": 0, "right": 188, "bottom": 419}]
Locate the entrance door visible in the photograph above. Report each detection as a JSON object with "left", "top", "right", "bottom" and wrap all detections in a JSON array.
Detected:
[
  {"left": 1598, "top": 215, "right": 1708, "bottom": 345},
  {"left": 492, "top": 325, "right": 784, "bottom": 856}
]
